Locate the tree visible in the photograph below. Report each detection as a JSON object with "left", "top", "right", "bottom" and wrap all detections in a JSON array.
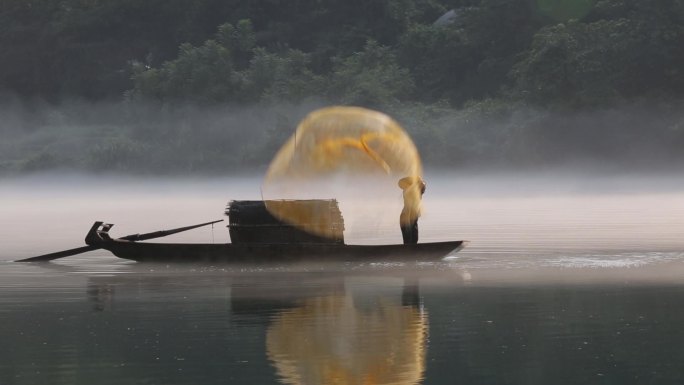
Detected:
[
  {"left": 398, "top": 0, "right": 543, "bottom": 105},
  {"left": 243, "top": 48, "right": 323, "bottom": 102},
  {"left": 511, "top": 0, "right": 684, "bottom": 107},
  {"left": 326, "top": 40, "right": 415, "bottom": 107},
  {"left": 129, "top": 21, "right": 256, "bottom": 104}
]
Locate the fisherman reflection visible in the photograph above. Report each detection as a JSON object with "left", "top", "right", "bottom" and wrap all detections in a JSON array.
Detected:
[
  {"left": 265, "top": 281, "right": 427, "bottom": 385},
  {"left": 87, "top": 282, "right": 115, "bottom": 312},
  {"left": 398, "top": 176, "right": 426, "bottom": 244}
]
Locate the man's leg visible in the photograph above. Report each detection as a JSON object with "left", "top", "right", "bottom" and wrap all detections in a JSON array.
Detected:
[
  {"left": 401, "top": 224, "right": 412, "bottom": 244},
  {"left": 401, "top": 221, "right": 418, "bottom": 244}
]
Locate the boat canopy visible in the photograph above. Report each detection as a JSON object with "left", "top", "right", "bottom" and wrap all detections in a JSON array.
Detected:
[{"left": 226, "top": 200, "right": 345, "bottom": 244}]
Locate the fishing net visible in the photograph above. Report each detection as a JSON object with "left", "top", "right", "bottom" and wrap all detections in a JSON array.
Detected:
[{"left": 262, "top": 106, "right": 423, "bottom": 239}]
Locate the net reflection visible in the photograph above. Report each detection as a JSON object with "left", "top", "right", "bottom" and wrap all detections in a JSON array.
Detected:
[{"left": 265, "top": 278, "right": 427, "bottom": 385}]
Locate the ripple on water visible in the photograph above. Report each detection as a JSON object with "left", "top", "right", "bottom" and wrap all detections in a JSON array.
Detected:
[{"left": 544, "top": 252, "right": 684, "bottom": 269}]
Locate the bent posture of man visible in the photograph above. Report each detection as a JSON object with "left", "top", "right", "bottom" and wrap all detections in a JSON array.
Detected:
[{"left": 398, "top": 176, "right": 426, "bottom": 244}]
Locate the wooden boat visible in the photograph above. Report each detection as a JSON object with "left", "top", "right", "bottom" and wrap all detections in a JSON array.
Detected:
[
  {"left": 84, "top": 221, "right": 464, "bottom": 263},
  {"left": 17, "top": 199, "right": 465, "bottom": 263}
]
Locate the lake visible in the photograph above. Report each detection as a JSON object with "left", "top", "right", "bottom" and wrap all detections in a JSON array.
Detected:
[{"left": 1, "top": 171, "right": 684, "bottom": 384}]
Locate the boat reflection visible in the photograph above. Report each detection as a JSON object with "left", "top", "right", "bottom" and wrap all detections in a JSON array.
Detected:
[{"left": 84, "top": 268, "right": 428, "bottom": 385}]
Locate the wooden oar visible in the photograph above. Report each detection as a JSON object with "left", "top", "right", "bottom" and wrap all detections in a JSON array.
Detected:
[
  {"left": 15, "top": 219, "right": 224, "bottom": 262},
  {"left": 117, "top": 220, "right": 224, "bottom": 242},
  {"left": 16, "top": 245, "right": 101, "bottom": 262}
]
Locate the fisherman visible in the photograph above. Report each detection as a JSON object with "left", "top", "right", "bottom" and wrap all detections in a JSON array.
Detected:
[{"left": 398, "top": 176, "right": 426, "bottom": 244}]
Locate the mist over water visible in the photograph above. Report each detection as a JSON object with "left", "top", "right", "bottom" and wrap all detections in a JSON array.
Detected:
[
  {"left": 2, "top": 100, "right": 684, "bottom": 176},
  {"left": 2, "top": 170, "right": 684, "bottom": 273},
  {"left": 2, "top": 171, "right": 684, "bottom": 385}
]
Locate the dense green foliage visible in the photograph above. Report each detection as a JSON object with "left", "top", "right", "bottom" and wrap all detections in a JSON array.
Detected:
[
  {"left": 511, "top": 0, "right": 684, "bottom": 106},
  {"left": 4, "top": 0, "right": 683, "bottom": 106},
  {"left": 1, "top": 0, "right": 684, "bottom": 174}
]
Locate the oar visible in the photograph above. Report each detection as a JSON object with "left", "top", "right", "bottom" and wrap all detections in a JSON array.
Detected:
[
  {"left": 15, "top": 219, "right": 224, "bottom": 262},
  {"left": 15, "top": 245, "right": 101, "bottom": 262},
  {"left": 117, "top": 219, "right": 223, "bottom": 242}
]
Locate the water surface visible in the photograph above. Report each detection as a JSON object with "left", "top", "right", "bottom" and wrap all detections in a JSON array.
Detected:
[{"left": 1, "top": 172, "right": 684, "bottom": 384}]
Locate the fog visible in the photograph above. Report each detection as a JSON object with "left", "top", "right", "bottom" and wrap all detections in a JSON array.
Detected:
[
  {"left": 2, "top": 99, "right": 684, "bottom": 275},
  {"left": 1, "top": 99, "right": 684, "bottom": 175},
  {"left": 0, "top": 99, "right": 324, "bottom": 175},
  {"left": 2, "top": 172, "right": 683, "bottom": 276}
]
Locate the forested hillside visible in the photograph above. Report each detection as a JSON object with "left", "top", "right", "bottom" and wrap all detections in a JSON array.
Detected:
[{"left": 1, "top": 0, "right": 683, "bottom": 174}]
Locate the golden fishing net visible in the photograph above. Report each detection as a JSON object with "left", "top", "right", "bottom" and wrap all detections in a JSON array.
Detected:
[{"left": 263, "top": 106, "right": 423, "bottom": 239}]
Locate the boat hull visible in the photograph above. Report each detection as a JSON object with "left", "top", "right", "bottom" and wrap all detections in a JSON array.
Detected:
[{"left": 99, "top": 239, "right": 465, "bottom": 263}]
